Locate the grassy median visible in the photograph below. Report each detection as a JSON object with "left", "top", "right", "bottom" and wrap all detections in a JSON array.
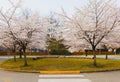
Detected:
[{"left": 1, "top": 58, "right": 120, "bottom": 72}]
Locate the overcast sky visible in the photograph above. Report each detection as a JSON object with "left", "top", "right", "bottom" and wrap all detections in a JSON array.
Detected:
[
  {"left": 22, "top": 0, "right": 86, "bottom": 16},
  {"left": 0, "top": 0, "right": 119, "bottom": 16}
]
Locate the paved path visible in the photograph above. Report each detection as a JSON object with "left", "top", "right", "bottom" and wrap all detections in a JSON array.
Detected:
[
  {"left": 0, "top": 69, "right": 120, "bottom": 82},
  {"left": 0, "top": 70, "right": 39, "bottom": 82},
  {"left": 38, "top": 75, "right": 91, "bottom": 82},
  {"left": 83, "top": 71, "right": 120, "bottom": 82},
  {"left": 0, "top": 58, "right": 9, "bottom": 62},
  {"left": 95, "top": 55, "right": 120, "bottom": 60},
  {"left": 0, "top": 58, "right": 39, "bottom": 82},
  {"left": 0, "top": 55, "right": 120, "bottom": 59}
]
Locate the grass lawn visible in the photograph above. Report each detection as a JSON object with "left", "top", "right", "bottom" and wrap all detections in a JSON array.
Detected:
[{"left": 1, "top": 58, "right": 120, "bottom": 71}]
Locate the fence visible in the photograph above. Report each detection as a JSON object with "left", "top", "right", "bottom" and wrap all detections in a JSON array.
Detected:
[
  {"left": 0, "top": 51, "right": 48, "bottom": 56},
  {"left": 72, "top": 51, "right": 115, "bottom": 55},
  {"left": 0, "top": 51, "right": 115, "bottom": 56}
]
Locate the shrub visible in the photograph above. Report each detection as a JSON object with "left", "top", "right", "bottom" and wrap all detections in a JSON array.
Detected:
[{"left": 50, "top": 49, "right": 71, "bottom": 55}]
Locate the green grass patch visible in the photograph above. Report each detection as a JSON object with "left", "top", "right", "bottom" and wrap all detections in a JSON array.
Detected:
[{"left": 1, "top": 58, "right": 120, "bottom": 71}]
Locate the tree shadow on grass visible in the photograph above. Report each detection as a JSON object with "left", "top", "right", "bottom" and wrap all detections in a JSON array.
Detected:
[{"left": 87, "top": 63, "right": 105, "bottom": 68}]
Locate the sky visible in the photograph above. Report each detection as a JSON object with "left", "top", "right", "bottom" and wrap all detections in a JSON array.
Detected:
[
  {"left": 0, "top": 0, "right": 120, "bottom": 16},
  {"left": 22, "top": 0, "right": 86, "bottom": 16}
]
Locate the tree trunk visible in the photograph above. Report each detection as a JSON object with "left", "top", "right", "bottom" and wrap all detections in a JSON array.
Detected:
[
  {"left": 85, "top": 50, "right": 88, "bottom": 56},
  {"left": 23, "top": 48, "right": 28, "bottom": 66},
  {"left": 13, "top": 45, "right": 16, "bottom": 62},
  {"left": 47, "top": 48, "right": 50, "bottom": 55},
  {"left": 19, "top": 49, "right": 23, "bottom": 58},
  {"left": 106, "top": 54, "right": 108, "bottom": 60},
  {"left": 13, "top": 52, "right": 16, "bottom": 62},
  {"left": 92, "top": 46, "right": 97, "bottom": 66}
]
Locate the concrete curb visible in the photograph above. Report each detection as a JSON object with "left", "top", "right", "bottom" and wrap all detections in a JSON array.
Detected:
[
  {"left": 80, "top": 68, "right": 120, "bottom": 73},
  {"left": 0, "top": 68, "right": 39, "bottom": 73},
  {"left": 1, "top": 68, "right": 120, "bottom": 74},
  {"left": 39, "top": 71, "right": 80, "bottom": 74}
]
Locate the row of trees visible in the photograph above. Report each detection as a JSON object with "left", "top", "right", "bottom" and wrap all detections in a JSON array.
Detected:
[{"left": 0, "top": 0, "right": 120, "bottom": 66}]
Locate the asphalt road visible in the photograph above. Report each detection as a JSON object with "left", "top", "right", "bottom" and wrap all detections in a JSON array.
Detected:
[
  {"left": 0, "top": 70, "right": 39, "bottom": 82},
  {"left": 0, "top": 70, "right": 120, "bottom": 82},
  {"left": 0, "top": 58, "right": 39, "bottom": 82},
  {"left": 83, "top": 71, "right": 120, "bottom": 82}
]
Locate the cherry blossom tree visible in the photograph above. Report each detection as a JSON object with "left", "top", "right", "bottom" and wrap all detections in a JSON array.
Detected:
[
  {"left": 0, "top": 36, "right": 18, "bottom": 61},
  {"left": 0, "top": 0, "right": 48, "bottom": 66},
  {"left": 0, "top": 12, "right": 48, "bottom": 66},
  {"left": 61, "top": 0, "right": 119, "bottom": 66},
  {"left": 12, "top": 12, "right": 47, "bottom": 66},
  {"left": 0, "top": 0, "right": 21, "bottom": 61},
  {"left": 104, "top": 27, "right": 120, "bottom": 51}
]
